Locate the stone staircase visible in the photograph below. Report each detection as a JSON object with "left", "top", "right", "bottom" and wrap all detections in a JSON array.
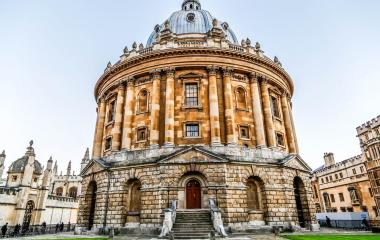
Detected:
[{"left": 172, "top": 210, "right": 214, "bottom": 239}]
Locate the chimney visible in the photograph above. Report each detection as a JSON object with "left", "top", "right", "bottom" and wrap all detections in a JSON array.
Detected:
[{"left": 324, "top": 152, "right": 335, "bottom": 167}]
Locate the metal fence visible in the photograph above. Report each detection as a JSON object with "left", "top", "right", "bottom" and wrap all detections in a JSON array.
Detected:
[
  {"left": 319, "top": 219, "right": 374, "bottom": 230},
  {"left": 0, "top": 224, "right": 75, "bottom": 238}
]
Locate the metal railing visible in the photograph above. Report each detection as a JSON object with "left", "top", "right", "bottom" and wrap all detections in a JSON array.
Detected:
[
  {"left": 319, "top": 219, "right": 375, "bottom": 230},
  {"left": 0, "top": 224, "right": 75, "bottom": 238}
]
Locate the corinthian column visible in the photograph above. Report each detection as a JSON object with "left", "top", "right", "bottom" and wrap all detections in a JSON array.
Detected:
[
  {"left": 150, "top": 69, "right": 161, "bottom": 147},
  {"left": 92, "top": 98, "right": 106, "bottom": 159},
  {"left": 288, "top": 99, "right": 299, "bottom": 153},
  {"left": 207, "top": 66, "right": 221, "bottom": 145},
  {"left": 281, "top": 92, "right": 297, "bottom": 153},
  {"left": 111, "top": 83, "right": 126, "bottom": 151},
  {"left": 222, "top": 67, "right": 237, "bottom": 145},
  {"left": 164, "top": 68, "right": 175, "bottom": 147},
  {"left": 260, "top": 79, "right": 276, "bottom": 148},
  {"left": 121, "top": 78, "right": 135, "bottom": 150},
  {"left": 249, "top": 74, "right": 266, "bottom": 147}
]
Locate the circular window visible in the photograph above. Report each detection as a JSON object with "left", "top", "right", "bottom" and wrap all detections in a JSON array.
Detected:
[{"left": 186, "top": 13, "right": 195, "bottom": 22}]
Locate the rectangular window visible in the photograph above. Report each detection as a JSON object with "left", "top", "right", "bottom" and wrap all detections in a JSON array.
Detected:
[
  {"left": 352, "top": 168, "right": 357, "bottom": 175},
  {"left": 339, "top": 193, "right": 345, "bottom": 202},
  {"left": 185, "top": 83, "right": 198, "bottom": 107},
  {"left": 329, "top": 176, "right": 333, "bottom": 181},
  {"left": 335, "top": 174, "right": 338, "bottom": 180},
  {"left": 276, "top": 132, "right": 285, "bottom": 147},
  {"left": 270, "top": 95, "right": 281, "bottom": 119},
  {"left": 330, "top": 194, "right": 335, "bottom": 203},
  {"left": 108, "top": 100, "right": 116, "bottom": 122},
  {"left": 185, "top": 124, "right": 200, "bottom": 138},
  {"left": 12, "top": 176, "right": 17, "bottom": 182},
  {"left": 340, "top": 172, "right": 343, "bottom": 178},
  {"left": 326, "top": 177, "right": 329, "bottom": 182},
  {"left": 105, "top": 137, "right": 112, "bottom": 151},
  {"left": 347, "top": 207, "right": 353, "bottom": 212},
  {"left": 360, "top": 166, "right": 365, "bottom": 173},
  {"left": 137, "top": 127, "right": 147, "bottom": 142},
  {"left": 321, "top": 178, "right": 324, "bottom": 184},
  {"left": 340, "top": 207, "right": 346, "bottom": 212},
  {"left": 369, "top": 188, "right": 373, "bottom": 197},
  {"left": 239, "top": 126, "right": 250, "bottom": 139}
]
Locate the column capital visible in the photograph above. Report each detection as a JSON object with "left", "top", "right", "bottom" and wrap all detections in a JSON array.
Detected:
[
  {"left": 97, "top": 97, "right": 106, "bottom": 104},
  {"left": 164, "top": 67, "right": 176, "bottom": 77},
  {"left": 281, "top": 90, "right": 291, "bottom": 99},
  {"left": 222, "top": 67, "right": 234, "bottom": 77},
  {"left": 150, "top": 69, "right": 162, "bottom": 79},
  {"left": 207, "top": 66, "right": 218, "bottom": 76},
  {"left": 117, "top": 81, "right": 126, "bottom": 90},
  {"left": 127, "top": 77, "right": 135, "bottom": 86},
  {"left": 249, "top": 72, "right": 260, "bottom": 84}
]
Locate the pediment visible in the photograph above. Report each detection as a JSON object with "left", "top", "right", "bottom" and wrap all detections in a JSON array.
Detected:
[
  {"left": 158, "top": 147, "right": 228, "bottom": 164},
  {"left": 282, "top": 155, "right": 312, "bottom": 172},
  {"left": 81, "top": 159, "right": 109, "bottom": 176}
]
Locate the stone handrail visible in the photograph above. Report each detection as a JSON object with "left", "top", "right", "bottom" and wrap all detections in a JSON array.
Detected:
[
  {"left": 209, "top": 199, "right": 228, "bottom": 237},
  {"left": 47, "top": 195, "right": 79, "bottom": 202},
  {"left": 159, "top": 200, "right": 177, "bottom": 238},
  {"left": 0, "top": 187, "right": 19, "bottom": 195}
]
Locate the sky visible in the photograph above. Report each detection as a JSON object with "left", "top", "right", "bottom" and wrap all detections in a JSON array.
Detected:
[{"left": 0, "top": 0, "right": 379, "bottom": 175}]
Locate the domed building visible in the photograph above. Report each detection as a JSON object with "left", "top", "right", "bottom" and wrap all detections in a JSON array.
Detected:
[{"left": 79, "top": 0, "right": 319, "bottom": 236}]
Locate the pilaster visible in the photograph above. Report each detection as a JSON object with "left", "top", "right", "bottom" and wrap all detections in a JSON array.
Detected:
[
  {"left": 260, "top": 79, "right": 276, "bottom": 148},
  {"left": 150, "top": 69, "right": 162, "bottom": 147},
  {"left": 112, "top": 83, "right": 126, "bottom": 151},
  {"left": 92, "top": 98, "right": 106, "bottom": 159},
  {"left": 207, "top": 66, "right": 222, "bottom": 146},
  {"left": 249, "top": 73, "right": 266, "bottom": 147},
  {"left": 222, "top": 67, "right": 237, "bottom": 145},
  {"left": 281, "top": 92, "right": 297, "bottom": 154},
  {"left": 122, "top": 77, "right": 135, "bottom": 150},
  {"left": 164, "top": 68, "right": 176, "bottom": 147}
]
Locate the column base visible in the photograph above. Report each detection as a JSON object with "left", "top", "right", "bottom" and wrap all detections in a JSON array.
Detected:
[
  {"left": 163, "top": 143, "right": 175, "bottom": 148},
  {"left": 149, "top": 144, "right": 160, "bottom": 149},
  {"left": 211, "top": 142, "right": 224, "bottom": 147},
  {"left": 255, "top": 144, "right": 267, "bottom": 149}
]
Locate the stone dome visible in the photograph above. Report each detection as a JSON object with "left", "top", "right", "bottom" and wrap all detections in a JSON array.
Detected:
[
  {"left": 8, "top": 156, "right": 43, "bottom": 175},
  {"left": 146, "top": 0, "right": 238, "bottom": 47}
]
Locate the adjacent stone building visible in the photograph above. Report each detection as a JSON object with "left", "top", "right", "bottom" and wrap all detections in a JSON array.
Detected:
[
  {"left": 0, "top": 142, "right": 84, "bottom": 227},
  {"left": 78, "top": 0, "right": 318, "bottom": 235},
  {"left": 311, "top": 153, "right": 377, "bottom": 219},
  {"left": 357, "top": 115, "right": 380, "bottom": 218}
]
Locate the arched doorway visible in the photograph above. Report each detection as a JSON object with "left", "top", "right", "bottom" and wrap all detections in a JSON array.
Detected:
[
  {"left": 186, "top": 179, "right": 201, "bottom": 209},
  {"left": 123, "top": 179, "right": 142, "bottom": 225},
  {"left": 293, "top": 177, "right": 311, "bottom": 228},
  {"left": 86, "top": 181, "right": 97, "bottom": 230},
  {"left": 22, "top": 200, "right": 34, "bottom": 231}
]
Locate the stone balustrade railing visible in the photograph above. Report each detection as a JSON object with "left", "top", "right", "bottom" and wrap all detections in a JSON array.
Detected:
[
  {"left": 47, "top": 195, "right": 79, "bottom": 202},
  {"left": 0, "top": 187, "right": 20, "bottom": 195},
  {"left": 159, "top": 200, "right": 177, "bottom": 238},
  {"left": 209, "top": 199, "right": 228, "bottom": 237}
]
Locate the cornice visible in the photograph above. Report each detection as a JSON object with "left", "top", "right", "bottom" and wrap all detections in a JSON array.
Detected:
[{"left": 94, "top": 48, "right": 294, "bottom": 99}]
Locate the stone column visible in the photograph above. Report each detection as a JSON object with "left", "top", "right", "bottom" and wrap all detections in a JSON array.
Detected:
[
  {"left": 150, "top": 69, "right": 161, "bottom": 147},
  {"left": 111, "top": 83, "right": 126, "bottom": 151},
  {"left": 92, "top": 98, "right": 106, "bottom": 159},
  {"left": 281, "top": 92, "right": 297, "bottom": 153},
  {"left": 222, "top": 67, "right": 237, "bottom": 145},
  {"left": 164, "top": 68, "right": 175, "bottom": 147},
  {"left": 250, "top": 74, "right": 266, "bottom": 147},
  {"left": 208, "top": 66, "right": 222, "bottom": 146},
  {"left": 260, "top": 79, "right": 276, "bottom": 148},
  {"left": 288, "top": 99, "right": 300, "bottom": 153},
  {"left": 121, "top": 78, "right": 135, "bottom": 150}
]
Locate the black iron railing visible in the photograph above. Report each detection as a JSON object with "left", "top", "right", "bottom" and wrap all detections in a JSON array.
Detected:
[
  {"left": 0, "top": 224, "right": 75, "bottom": 238},
  {"left": 319, "top": 219, "right": 375, "bottom": 230}
]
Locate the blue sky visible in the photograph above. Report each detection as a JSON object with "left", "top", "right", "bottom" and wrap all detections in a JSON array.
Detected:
[{"left": 0, "top": 0, "right": 379, "bottom": 174}]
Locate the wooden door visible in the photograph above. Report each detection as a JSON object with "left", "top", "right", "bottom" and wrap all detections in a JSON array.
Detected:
[{"left": 186, "top": 180, "right": 201, "bottom": 209}]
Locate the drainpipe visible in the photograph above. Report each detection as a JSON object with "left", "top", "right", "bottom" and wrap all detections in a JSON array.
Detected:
[{"left": 103, "top": 170, "right": 111, "bottom": 230}]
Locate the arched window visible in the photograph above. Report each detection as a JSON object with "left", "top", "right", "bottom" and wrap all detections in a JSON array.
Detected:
[
  {"left": 235, "top": 87, "right": 247, "bottom": 110},
  {"left": 123, "top": 179, "right": 142, "bottom": 225},
  {"left": 56, "top": 187, "right": 63, "bottom": 196},
  {"left": 137, "top": 89, "right": 149, "bottom": 113},
  {"left": 247, "top": 177, "right": 264, "bottom": 210},
  {"left": 69, "top": 187, "right": 78, "bottom": 198}
]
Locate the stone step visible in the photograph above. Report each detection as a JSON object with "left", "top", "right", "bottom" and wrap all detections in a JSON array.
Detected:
[
  {"left": 173, "top": 233, "right": 210, "bottom": 239},
  {"left": 174, "top": 223, "right": 213, "bottom": 227},
  {"left": 176, "top": 218, "right": 211, "bottom": 222}
]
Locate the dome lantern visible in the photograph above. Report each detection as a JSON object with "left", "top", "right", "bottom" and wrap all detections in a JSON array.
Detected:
[{"left": 182, "top": 0, "right": 201, "bottom": 11}]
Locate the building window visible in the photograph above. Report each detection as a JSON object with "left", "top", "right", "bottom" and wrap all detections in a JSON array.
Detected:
[
  {"left": 185, "top": 83, "right": 198, "bottom": 107},
  {"left": 185, "top": 123, "right": 200, "bottom": 138},
  {"left": 313, "top": 186, "right": 319, "bottom": 199},
  {"left": 276, "top": 132, "right": 285, "bottom": 147},
  {"left": 340, "top": 207, "right": 346, "bottom": 212},
  {"left": 107, "top": 100, "right": 116, "bottom": 122},
  {"left": 137, "top": 89, "right": 149, "bottom": 113},
  {"left": 321, "top": 178, "right": 324, "bottom": 184},
  {"left": 335, "top": 174, "right": 338, "bottom": 180},
  {"left": 362, "top": 206, "right": 368, "bottom": 212},
  {"left": 270, "top": 95, "right": 281, "bottom": 119},
  {"left": 369, "top": 188, "right": 373, "bottom": 197},
  {"left": 347, "top": 207, "right": 353, "bottom": 212},
  {"left": 105, "top": 137, "right": 112, "bottom": 151},
  {"left": 239, "top": 126, "right": 250, "bottom": 140},
  {"left": 326, "top": 177, "right": 329, "bottom": 183},
  {"left": 69, "top": 187, "right": 78, "bottom": 198},
  {"left": 373, "top": 207, "right": 379, "bottom": 217},
  {"left": 360, "top": 166, "right": 365, "bottom": 173},
  {"left": 339, "top": 193, "right": 345, "bottom": 202},
  {"left": 247, "top": 177, "right": 264, "bottom": 210},
  {"left": 34, "top": 178, "right": 38, "bottom": 182},
  {"left": 352, "top": 168, "right": 357, "bottom": 175},
  {"left": 329, "top": 176, "right": 333, "bottom": 181},
  {"left": 235, "top": 87, "right": 247, "bottom": 110},
  {"left": 330, "top": 194, "right": 335, "bottom": 203},
  {"left": 136, "top": 127, "right": 148, "bottom": 142},
  {"left": 12, "top": 176, "right": 17, "bottom": 182},
  {"left": 349, "top": 188, "right": 360, "bottom": 204},
  {"left": 339, "top": 172, "right": 343, "bottom": 178},
  {"left": 56, "top": 187, "right": 63, "bottom": 197}
]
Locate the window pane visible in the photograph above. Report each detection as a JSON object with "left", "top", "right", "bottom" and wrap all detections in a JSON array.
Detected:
[
  {"left": 186, "top": 124, "right": 199, "bottom": 137},
  {"left": 185, "top": 84, "right": 198, "bottom": 106}
]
